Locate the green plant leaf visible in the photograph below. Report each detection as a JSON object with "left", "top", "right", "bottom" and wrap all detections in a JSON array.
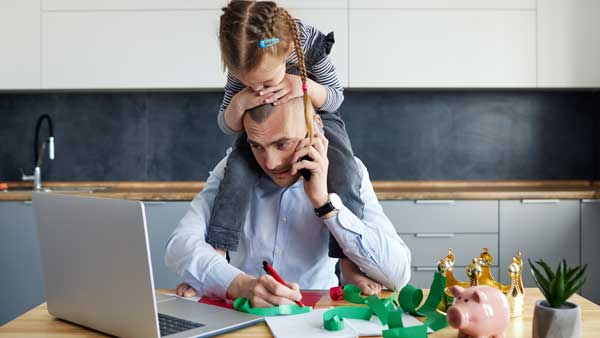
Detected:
[
  {"left": 529, "top": 259, "right": 550, "bottom": 287},
  {"left": 529, "top": 259, "right": 551, "bottom": 301},
  {"left": 565, "top": 265, "right": 579, "bottom": 281},
  {"left": 549, "top": 260, "right": 566, "bottom": 308},
  {"left": 537, "top": 259, "right": 555, "bottom": 281},
  {"left": 564, "top": 277, "right": 587, "bottom": 301},
  {"left": 566, "top": 264, "right": 587, "bottom": 288}
]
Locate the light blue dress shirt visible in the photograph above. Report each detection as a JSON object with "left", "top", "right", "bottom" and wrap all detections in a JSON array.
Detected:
[{"left": 165, "top": 152, "right": 411, "bottom": 299}]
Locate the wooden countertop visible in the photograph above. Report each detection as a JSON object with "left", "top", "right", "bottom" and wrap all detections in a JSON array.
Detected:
[
  {"left": 1, "top": 180, "right": 599, "bottom": 201},
  {"left": 0, "top": 288, "right": 598, "bottom": 337}
]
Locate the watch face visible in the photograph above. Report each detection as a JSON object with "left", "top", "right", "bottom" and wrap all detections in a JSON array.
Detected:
[{"left": 330, "top": 193, "right": 342, "bottom": 210}]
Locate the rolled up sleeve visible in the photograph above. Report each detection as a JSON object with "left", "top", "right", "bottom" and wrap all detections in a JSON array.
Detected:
[
  {"left": 164, "top": 150, "right": 244, "bottom": 298},
  {"left": 322, "top": 158, "right": 412, "bottom": 290}
]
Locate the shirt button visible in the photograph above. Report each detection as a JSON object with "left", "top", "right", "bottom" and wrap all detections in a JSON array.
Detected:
[{"left": 281, "top": 217, "right": 287, "bottom": 223}]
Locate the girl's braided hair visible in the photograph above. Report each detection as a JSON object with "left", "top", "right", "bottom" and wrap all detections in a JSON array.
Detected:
[{"left": 219, "top": 0, "right": 314, "bottom": 139}]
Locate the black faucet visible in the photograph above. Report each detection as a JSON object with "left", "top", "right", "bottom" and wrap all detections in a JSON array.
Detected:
[{"left": 22, "top": 114, "right": 55, "bottom": 190}]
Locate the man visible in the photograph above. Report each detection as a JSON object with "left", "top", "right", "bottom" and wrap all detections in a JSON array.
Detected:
[{"left": 165, "top": 97, "right": 411, "bottom": 307}]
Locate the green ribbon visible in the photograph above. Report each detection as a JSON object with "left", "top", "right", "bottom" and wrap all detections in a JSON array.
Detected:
[
  {"left": 399, "top": 271, "right": 446, "bottom": 317},
  {"left": 323, "top": 306, "right": 373, "bottom": 331},
  {"left": 342, "top": 284, "right": 369, "bottom": 304},
  {"left": 233, "top": 297, "right": 311, "bottom": 316},
  {"left": 323, "top": 272, "right": 449, "bottom": 338}
]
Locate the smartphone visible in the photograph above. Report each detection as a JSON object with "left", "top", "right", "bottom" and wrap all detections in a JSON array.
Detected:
[{"left": 299, "top": 122, "right": 325, "bottom": 181}]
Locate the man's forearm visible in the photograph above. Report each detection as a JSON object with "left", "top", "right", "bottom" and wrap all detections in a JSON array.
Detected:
[{"left": 322, "top": 208, "right": 411, "bottom": 290}]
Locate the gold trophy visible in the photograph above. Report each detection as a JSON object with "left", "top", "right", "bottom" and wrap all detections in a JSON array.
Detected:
[{"left": 437, "top": 248, "right": 524, "bottom": 317}]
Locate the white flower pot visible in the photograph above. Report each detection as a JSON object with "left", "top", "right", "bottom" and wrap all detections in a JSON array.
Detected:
[{"left": 532, "top": 300, "right": 581, "bottom": 338}]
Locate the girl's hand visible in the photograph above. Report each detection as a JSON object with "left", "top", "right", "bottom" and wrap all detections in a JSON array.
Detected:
[
  {"left": 226, "top": 87, "right": 271, "bottom": 132},
  {"left": 259, "top": 74, "right": 304, "bottom": 106},
  {"left": 233, "top": 87, "right": 269, "bottom": 112}
]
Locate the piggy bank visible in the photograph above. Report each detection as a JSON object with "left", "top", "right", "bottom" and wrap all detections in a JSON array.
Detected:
[{"left": 447, "top": 285, "right": 510, "bottom": 338}]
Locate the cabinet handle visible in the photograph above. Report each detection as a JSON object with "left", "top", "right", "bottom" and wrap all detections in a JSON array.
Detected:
[
  {"left": 143, "top": 201, "right": 167, "bottom": 205},
  {"left": 23, "top": 201, "right": 33, "bottom": 205},
  {"left": 415, "top": 267, "right": 438, "bottom": 271},
  {"left": 414, "top": 233, "right": 455, "bottom": 238},
  {"left": 521, "top": 199, "right": 560, "bottom": 204},
  {"left": 415, "top": 200, "right": 455, "bottom": 205},
  {"left": 582, "top": 199, "right": 600, "bottom": 204}
]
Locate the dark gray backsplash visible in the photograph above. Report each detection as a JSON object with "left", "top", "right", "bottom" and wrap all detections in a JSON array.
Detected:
[{"left": 1, "top": 90, "right": 598, "bottom": 181}]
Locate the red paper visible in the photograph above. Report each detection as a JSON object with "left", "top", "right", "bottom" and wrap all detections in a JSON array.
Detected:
[
  {"left": 199, "top": 291, "right": 322, "bottom": 309},
  {"left": 198, "top": 296, "right": 234, "bottom": 309},
  {"left": 329, "top": 285, "right": 344, "bottom": 301}
]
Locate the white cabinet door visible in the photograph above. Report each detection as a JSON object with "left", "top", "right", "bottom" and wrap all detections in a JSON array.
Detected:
[
  {"left": 537, "top": 0, "right": 600, "bottom": 87},
  {"left": 43, "top": 0, "right": 226, "bottom": 10},
  {"left": 43, "top": 0, "right": 346, "bottom": 11},
  {"left": 42, "top": 10, "right": 225, "bottom": 89},
  {"left": 288, "top": 9, "right": 348, "bottom": 87},
  {"left": 348, "top": 9, "right": 536, "bottom": 88},
  {"left": 349, "top": 0, "right": 535, "bottom": 9},
  {"left": 0, "top": 0, "right": 40, "bottom": 89}
]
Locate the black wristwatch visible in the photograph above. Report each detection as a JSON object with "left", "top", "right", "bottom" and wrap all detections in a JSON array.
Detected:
[{"left": 314, "top": 193, "right": 342, "bottom": 218}]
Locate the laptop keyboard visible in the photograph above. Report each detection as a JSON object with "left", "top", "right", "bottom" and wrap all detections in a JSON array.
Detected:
[{"left": 158, "top": 313, "right": 205, "bottom": 336}]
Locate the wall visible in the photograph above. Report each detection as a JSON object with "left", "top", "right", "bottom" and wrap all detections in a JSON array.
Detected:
[{"left": 1, "top": 90, "right": 598, "bottom": 181}]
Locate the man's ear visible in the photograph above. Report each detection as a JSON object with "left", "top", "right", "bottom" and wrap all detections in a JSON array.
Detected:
[{"left": 313, "top": 114, "right": 324, "bottom": 134}]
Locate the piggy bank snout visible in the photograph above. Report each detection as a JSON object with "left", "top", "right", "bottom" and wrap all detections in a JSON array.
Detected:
[{"left": 447, "top": 306, "right": 468, "bottom": 329}]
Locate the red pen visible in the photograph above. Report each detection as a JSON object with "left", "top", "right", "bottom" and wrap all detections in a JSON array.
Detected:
[{"left": 262, "top": 260, "right": 305, "bottom": 307}]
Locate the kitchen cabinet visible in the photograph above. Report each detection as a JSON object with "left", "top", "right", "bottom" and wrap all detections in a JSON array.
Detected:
[
  {"left": 42, "top": 10, "right": 225, "bottom": 89},
  {"left": 0, "top": 0, "right": 41, "bottom": 89},
  {"left": 537, "top": 0, "right": 600, "bottom": 87},
  {"left": 499, "top": 200, "right": 580, "bottom": 287},
  {"left": 349, "top": 0, "right": 535, "bottom": 9},
  {"left": 582, "top": 200, "right": 600, "bottom": 305},
  {"left": 42, "top": 0, "right": 346, "bottom": 11},
  {"left": 288, "top": 9, "right": 348, "bottom": 86},
  {"left": 381, "top": 200, "right": 498, "bottom": 234},
  {"left": 382, "top": 200, "right": 500, "bottom": 289},
  {"left": 410, "top": 267, "right": 500, "bottom": 289},
  {"left": 348, "top": 9, "right": 536, "bottom": 87},
  {"left": 41, "top": 2, "right": 347, "bottom": 89},
  {"left": 144, "top": 201, "right": 190, "bottom": 288},
  {"left": 0, "top": 202, "right": 44, "bottom": 326}
]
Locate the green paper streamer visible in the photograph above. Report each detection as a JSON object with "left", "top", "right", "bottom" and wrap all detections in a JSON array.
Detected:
[
  {"left": 383, "top": 325, "right": 428, "bottom": 338},
  {"left": 323, "top": 306, "right": 373, "bottom": 331},
  {"left": 399, "top": 271, "right": 446, "bottom": 317},
  {"left": 342, "top": 284, "right": 368, "bottom": 304},
  {"left": 366, "top": 294, "right": 392, "bottom": 325},
  {"left": 323, "top": 272, "right": 449, "bottom": 338},
  {"left": 233, "top": 297, "right": 311, "bottom": 316}
]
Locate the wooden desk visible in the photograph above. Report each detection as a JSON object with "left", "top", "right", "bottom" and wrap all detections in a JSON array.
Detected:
[{"left": 1, "top": 289, "right": 599, "bottom": 337}]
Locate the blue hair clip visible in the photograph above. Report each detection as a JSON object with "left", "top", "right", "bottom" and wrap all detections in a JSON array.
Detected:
[{"left": 259, "top": 38, "right": 280, "bottom": 48}]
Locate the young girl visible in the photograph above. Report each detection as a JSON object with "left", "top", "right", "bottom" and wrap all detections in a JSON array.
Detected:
[{"left": 177, "top": 0, "right": 382, "bottom": 297}]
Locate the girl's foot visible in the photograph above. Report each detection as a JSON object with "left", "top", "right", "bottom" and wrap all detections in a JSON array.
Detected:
[{"left": 175, "top": 282, "right": 198, "bottom": 297}]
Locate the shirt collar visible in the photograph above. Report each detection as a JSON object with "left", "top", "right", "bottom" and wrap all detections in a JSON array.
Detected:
[{"left": 257, "top": 174, "right": 305, "bottom": 197}]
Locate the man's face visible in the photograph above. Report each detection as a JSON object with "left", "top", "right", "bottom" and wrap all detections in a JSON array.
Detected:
[{"left": 244, "top": 102, "right": 308, "bottom": 187}]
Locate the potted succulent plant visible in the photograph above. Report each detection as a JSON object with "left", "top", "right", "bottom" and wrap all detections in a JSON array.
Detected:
[{"left": 529, "top": 259, "right": 587, "bottom": 338}]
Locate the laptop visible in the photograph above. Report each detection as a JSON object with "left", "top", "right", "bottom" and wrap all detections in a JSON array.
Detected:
[{"left": 32, "top": 192, "right": 263, "bottom": 338}]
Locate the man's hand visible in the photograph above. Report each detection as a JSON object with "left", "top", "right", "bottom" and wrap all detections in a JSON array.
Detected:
[
  {"left": 227, "top": 274, "right": 302, "bottom": 308},
  {"left": 290, "top": 127, "right": 330, "bottom": 208}
]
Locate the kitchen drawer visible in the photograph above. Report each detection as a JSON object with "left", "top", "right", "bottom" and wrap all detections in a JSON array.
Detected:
[
  {"left": 381, "top": 200, "right": 498, "bottom": 233},
  {"left": 401, "top": 233, "right": 498, "bottom": 267},
  {"left": 409, "top": 267, "right": 500, "bottom": 289}
]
